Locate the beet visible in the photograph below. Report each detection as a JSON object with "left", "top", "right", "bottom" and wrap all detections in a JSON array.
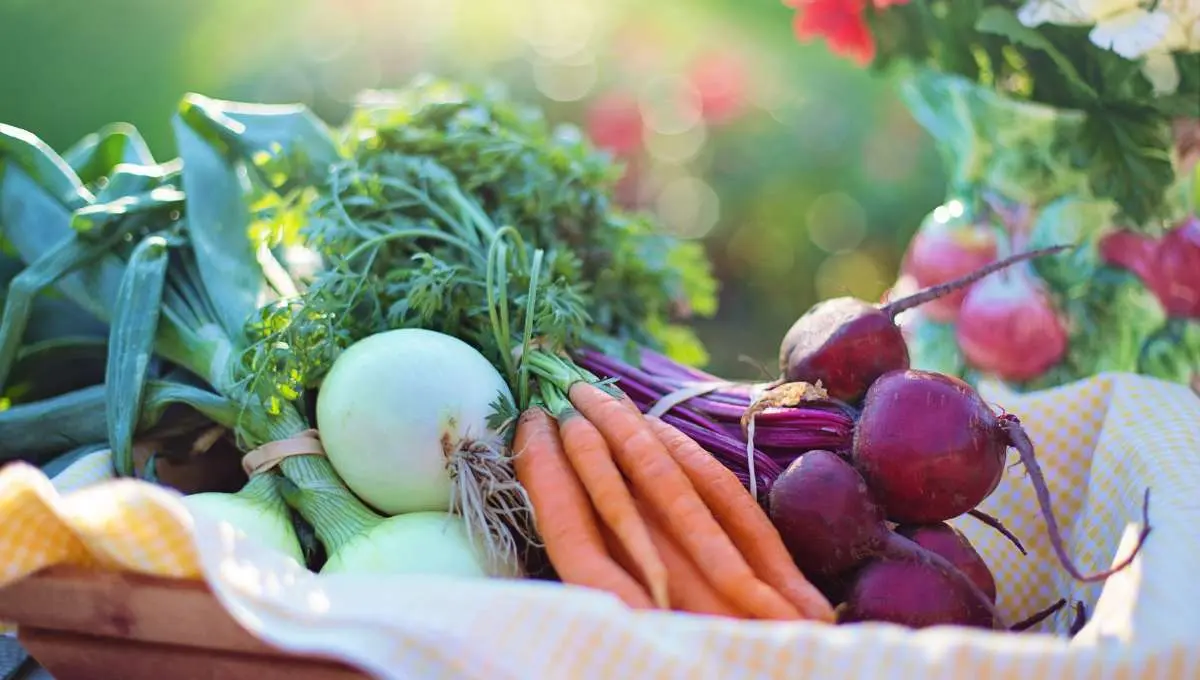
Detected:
[
  {"left": 955, "top": 262, "right": 1068, "bottom": 381},
  {"left": 902, "top": 221, "right": 998, "bottom": 322},
  {"left": 852, "top": 370, "right": 1006, "bottom": 523},
  {"left": 896, "top": 523, "right": 997, "bottom": 603},
  {"left": 837, "top": 558, "right": 995, "bottom": 629},
  {"left": 852, "top": 369, "right": 1153, "bottom": 582},
  {"left": 779, "top": 245, "right": 1069, "bottom": 403},
  {"left": 1101, "top": 215, "right": 1200, "bottom": 319},
  {"left": 767, "top": 450, "right": 1004, "bottom": 627},
  {"left": 767, "top": 450, "right": 883, "bottom": 579}
]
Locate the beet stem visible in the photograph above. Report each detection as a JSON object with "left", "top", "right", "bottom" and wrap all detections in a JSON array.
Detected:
[
  {"left": 966, "top": 508, "right": 1028, "bottom": 556},
  {"left": 881, "top": 244, "right": 1072, "bottom": 319},
  {"left": 881, "top": 532, "right": 1008, "bottom": 630},
  {"left": 1001, "top": 416, "right": 1153, "bottom": 582},
  {"left": 1009, "top": 598, "right": 1067, "bottom": 632}
]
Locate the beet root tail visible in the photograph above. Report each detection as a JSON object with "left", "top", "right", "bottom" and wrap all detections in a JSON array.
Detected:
[
  {"left": 966, "top": 508, "right": 1028, "bottom": 556},
  {"left": 1010, "top": 598, "right": 1067, "bottom": 632},
  {"left": 1000, "top": 415, "right": 1153, "bottom": 583},
  {"left": 882, "top": 244, "right": 1073, "bottom": 319}
]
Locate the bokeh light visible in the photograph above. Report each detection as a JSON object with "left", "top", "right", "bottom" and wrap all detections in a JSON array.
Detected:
[
  {"left": 656, "top": 176, "right": 721, "bottom": 238},
  {"left": 639, "top": 76, "right": 704, "bottom": 136},
  {"left": 806, "top": 192, "right": 868, "bottom": 254},
  {"left": 533, "top": 52, "right": 598, "bottom": 102},
  {"left": 0, "top": 0, "right": 947, "bottom": 375},
  {"left": 814, "top": 250, "right": 887, "bottom": 302}
]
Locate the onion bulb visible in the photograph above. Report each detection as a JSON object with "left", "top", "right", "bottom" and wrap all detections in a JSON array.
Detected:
[
  {"left": 316, "top": 328, "right": 513, "bottom": 516},
  {"left": 182, "top": 473, "right": 304, "bottom": 564}
]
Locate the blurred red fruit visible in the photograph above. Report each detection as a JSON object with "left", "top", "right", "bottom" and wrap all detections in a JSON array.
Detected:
[
  {"left": 585, "top": 92, "right": 644, "bottom": 158},
  {"left": 955, "top": 264, "right": 1068, "bottom": 382},
  {"left": 902, "top": 222, "right": 998, "bottom": 322}
]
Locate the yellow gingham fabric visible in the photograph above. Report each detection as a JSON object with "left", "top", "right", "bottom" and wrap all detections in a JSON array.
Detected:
[{"left": 0, "top": 372, "right": 1198, "bottom": 679}]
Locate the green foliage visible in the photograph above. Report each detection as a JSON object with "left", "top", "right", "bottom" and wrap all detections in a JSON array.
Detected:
[
  {"left": 871, "top": 2, "right": 1197, "bottom": 228},
  {"left": 1019, "top": 267, "right": 1166, "bottom": 392},
  {"left": 1139, "top": 319, "right": 1200, "bottom": 384},
  {"left": 242, "top": 79, "right": 719, "bottom": 410}
]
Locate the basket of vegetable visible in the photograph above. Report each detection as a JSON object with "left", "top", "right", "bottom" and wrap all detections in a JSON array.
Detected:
[{"left": 0, "top": 79, "right": 1198, "bottom": 680}]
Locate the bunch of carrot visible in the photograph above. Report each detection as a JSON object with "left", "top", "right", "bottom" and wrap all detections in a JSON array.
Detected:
[{"left": 514, "top": 351, "right": 834, "bottom": 622}]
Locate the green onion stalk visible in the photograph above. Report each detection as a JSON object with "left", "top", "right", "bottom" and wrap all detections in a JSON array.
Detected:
[{"left": 0, "top": 98, "right": 343, "bottom": 567}]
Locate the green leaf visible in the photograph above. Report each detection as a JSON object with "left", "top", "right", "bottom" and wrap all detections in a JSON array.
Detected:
[
  {"left": 1076, "top": 113, "right": 1174, "bottom": 227},
  {"left": 1059, "top": 267, "right": 1165, "bottom": 376},
  {"left": 172, "top": 99, "right": 271, "bottom": 342},
  {"left": 176, "top": 94, "right": 341, "bottom": 194},
  {"left": 0, "top": 152, "right": 125, "bottom": 323},
  {"left": 1139, "top": 318, "right": 1200, "bottom": 385},
  {"left": 899, "top": 69, "right": 1089, "bottom": 204},
  {"left": 71, "top": 187, "right": 186, "bottom": 240},
  {"left": 61, "top": 123, "right": 156, "bottom": 187},
  {"left": 95, "top": 160, "right": 181, "bottom": 204},
  {"left": 106, "top": 235, "right": 170, "bottom": 476},
  {"left": 0, "top": 206, "right": 147, "bottom": 392},
  {"left": 0, "top": 123, "right": 94, "bottom": 209},
  {"left": 974, "top": 7, "right": 1096, "bottom": 101},
  {"left": 6, "top": 337, "right": 108, "bottom": 404},
  {"left": 904, "top": 316, "right": 966, "bottom": 378},
  {"left": 0, "top": 380, "right": 241, "bottom": 464},
  {"left": 1027, "top": 196, "right": 1118, "bottom": 292}
]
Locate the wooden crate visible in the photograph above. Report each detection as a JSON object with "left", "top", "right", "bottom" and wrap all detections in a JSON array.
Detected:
[{"left": 0, "top": 566, "right": 372, "bottom": 680}]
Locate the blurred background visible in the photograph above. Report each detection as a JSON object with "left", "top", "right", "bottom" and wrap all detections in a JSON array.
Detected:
[{"left": 0, "top": 0, "right": 947, "bottom": 376}]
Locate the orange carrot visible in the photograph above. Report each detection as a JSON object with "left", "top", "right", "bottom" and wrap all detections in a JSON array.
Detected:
[
  {"left": 557, "top": 409, "right": 670, "bottom": 609},
  {"left": 646, "top": 416, "right": 836, "bottom": 623},
  {"left": 633, "top": 499, "right": 747, "bottom": 619},
  {"left": 600, "top": 512, "right": 744, "bottom": 619},
  {"left": 567, "top": 381, "right": 801, "bottom": 621},
  {"left": 512, "top": 407, "right": 654, "bottom": 610}
]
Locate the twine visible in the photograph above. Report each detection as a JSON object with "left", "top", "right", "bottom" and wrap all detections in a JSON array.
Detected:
[{"left": 241, "top": 429, "right": 326, "bottom": 476}]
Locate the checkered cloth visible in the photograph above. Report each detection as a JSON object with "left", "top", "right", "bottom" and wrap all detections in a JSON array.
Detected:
[{"left": 0, "top": 372, "right": 1197, "bottom": 679}]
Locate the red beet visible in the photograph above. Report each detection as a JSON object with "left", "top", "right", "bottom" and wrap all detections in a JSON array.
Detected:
[
  {"left": 1102, "top": 216, "right": 1200, "bottom": 319},
  {"left": 896, "top": 523, "right": 997, "bottom": 603},
  {"left": 779, "top": 245, "right": 1069, "bottom": 403},
  {"left": 839, "top": 559, "right": 1068, "bottom": 630},
  {"left": 768, "top": 450, "right": 885, "bottom": 579},
  {"left": 955, "top": 263, "right": 1068, "bottom": 382},
  {"left": 903, "top": 221, "right": 999, "bottom": 322},
  {"left": 1099, "top": 229, "right": 1158, "bottom": 288},
  {"left": 766, "top": 450, "right": 1005, "bottom": 627},
  {"left": 852, "top": 369, "right": 1152, "bottom": 582},
  {"left": 837, "top": 559, "right": 995, "bottom": 629}
]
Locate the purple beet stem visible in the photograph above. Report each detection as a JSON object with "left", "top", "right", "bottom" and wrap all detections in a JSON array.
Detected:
[
  {"left": 881, "top": 244, "right": 1072, "bottom": 319},
  {"left": 575, "top": 347, "right": 856, "bottom": 492}
]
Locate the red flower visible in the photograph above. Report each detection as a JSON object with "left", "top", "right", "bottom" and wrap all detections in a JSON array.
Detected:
[{"left": 787, "top": 0, "right": 908, "bottom": 66}]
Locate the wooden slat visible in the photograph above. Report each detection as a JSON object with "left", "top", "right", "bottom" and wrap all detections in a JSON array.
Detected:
[
  {"left": 0, "top": 566, "right": 363, "bottom": 673},
  {"left": 20, "top": 628, "right": 369, "bottom": 680}
]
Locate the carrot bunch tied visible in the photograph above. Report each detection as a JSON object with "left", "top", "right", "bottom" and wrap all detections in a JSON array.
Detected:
[{"left": 513, "top": 350, "right": 835, "bottom": 622}]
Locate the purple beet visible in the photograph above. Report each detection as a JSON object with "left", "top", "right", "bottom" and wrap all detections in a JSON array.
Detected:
[
  {"left": 837, "top": 559, "right": 995, "bottom": 629},
  {"left": 766, "top": 450, "right": 1005, "bottom": 628},
  {"left": 896, "top": 522, "right": 997, "bottom": 603},
  {"left": 852, "top": 368, "right": 1152, "bottom": 582},
  {"left": 778, "top": 245, "right": 1070, "bottom": 403},
  {"left": 838, "top": 560, "right": 1069, "bottom": 630}
]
